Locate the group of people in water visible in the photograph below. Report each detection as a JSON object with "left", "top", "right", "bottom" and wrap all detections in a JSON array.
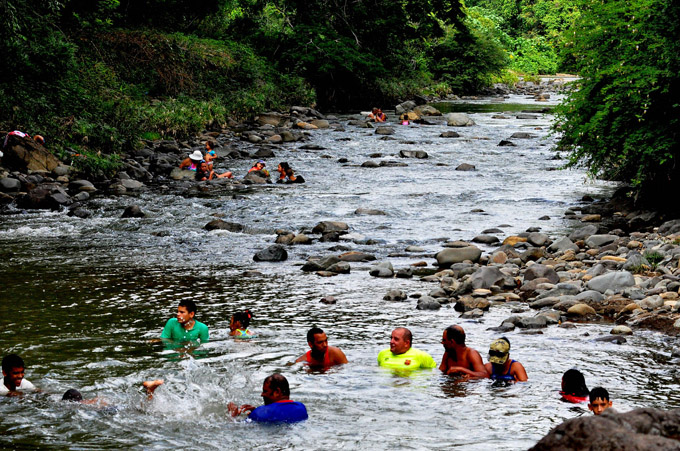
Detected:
[
  {"left": 2, "top": 300, "right": 614, "bottom": 424},
  {"left": 178, "top": 141, "right": 305, "bottom": 184}
]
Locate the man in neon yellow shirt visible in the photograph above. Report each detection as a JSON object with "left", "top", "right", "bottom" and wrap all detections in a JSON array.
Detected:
[
  {"left": 377, "top": 327, "right": 436, "bottom": 369},
  {"left": 160, "top": 299, "right": 209, "bottom": 344}
]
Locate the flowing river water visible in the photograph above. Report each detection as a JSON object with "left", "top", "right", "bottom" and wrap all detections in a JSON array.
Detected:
[{"left": 2, "top": 95, "right": 680, "bottom": 450}]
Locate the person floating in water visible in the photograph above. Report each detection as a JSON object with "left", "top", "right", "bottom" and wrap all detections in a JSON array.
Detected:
[
  {"left": 160, "top": 299, "right": 209, "bottom": 344},
  {"left": 1, "top": 354, "right": 37, "bottom": 396},
  {"left": 295, "top": 327, "right": 348, "bottom": 368},
  {"left": 439, "top": 325, "right": 488, "bottom": 379},
  {"left": 377, "top": 327, "right": 436, "bottom": 370},
  {"left": 485, "top": 337, "right": 528, "bottom": 383},
  {"left": 368, "top": 108, "right": 386, "bottom": 122},
  {"left": 276, "top": 162, "right": 305, "bottom": 184},
  {"left": 179, "top": 150, "right": 204, "bottom": 171},
  {"left": 560, "top": 369, "right": 589, "bottom": 403},
  {"left": 228, "top": 374, "right": 308, "bottom": 423},
  {"left": 400, "top": 113, "right": 410, "bottom": 125},
  {"left": 230, "top": 310, "right": 256, "bottom": 339},
  {"left": 588, "top": 386, "right": 614, "bottom": 415}
]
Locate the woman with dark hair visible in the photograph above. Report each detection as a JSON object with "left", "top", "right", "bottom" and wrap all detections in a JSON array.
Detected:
[
  {"left": 276, "top": 162, "right": 305, "bottom": 184},
  {"left": 560, "top": 368, "right": 590, "bottom": 403}
]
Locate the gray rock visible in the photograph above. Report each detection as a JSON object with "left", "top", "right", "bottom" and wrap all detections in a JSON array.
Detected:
[
  {"left": 548, "top": 236, "right": 579, "bottom": 253},
  {"left": 440, "top": 131, "right": 461, "bottom": 138},
  {"left": 395, "top": 100, "right": 417, "bottom": 115},
  {"left": 399, "top": 150, "right": 428, "bottom": 159},
  {"left": 530, "top": 408, "right": 680, "bottom": 451},
  {"left": 369, "top": 261, "right": 394, "bottom": 278},
  {"left": 204, "top": 219, "right": 244, "bottom": 232},
  {"left": 595, "top": 335, "right": 627, "bottom": 344},
  {"left": 72, "top": 191, "right": 90, "bottom": 202},
  {"left": 536, "top": 283, "right": 581, "bottom": 300},
  {"left": 338, "top": 251, "right": 376, "bottom": 262},
  {"left": 553, "top": 298, "right": 581, "bottom": 312},
  {"left": 472, "top": 234, "right": 500, "bottom": 244},
  {"left": 460, "top": 308, "right": 484, "bottom": 318},
  {"left": 524, "top": 264, "right": 560, "bottom": 284},
  {"left": 574, "top": 290, "right": 605, "bottom": 303},
  {"left": 568, "top": 224, "right": 598, "bottom": 241},
  {"left": 396, "top": 267, "right": 414, "bottom": 278},
  {"left": 354, "top": 208, "right": 387, "bottom": 215},
  {"left": 498, "top": 140, "right": 516, "bottom": 147},
  {"left": 456, "top": 163, "right": 476, "bottom": 171},
  {"left": 586, "top": 271, "right": 636, "bottom": 293},
  {"left": 243, "top": 171, "right": 268, "bottom": 184},
  {"left": 517, "top": 316, "right": 548, "bottom": 329},
  {"left": 585, "top": 234, "right": 619, "bottom": 248},
  {"left": 52, "top": 165, "right": 71, "bottom": 177},
  {"left": 658, "top": 219, "right": 680, "bottom": 235},
  {"left": 312, "top": 221, "right": 349, "bottom": 234},
  {"left": 610, "top": 325, "right": 633, "bottom": 335},
  {"left": 637, "top": 295, "right": 664, "bottom": 310},
  {"left": 120, "top": 179, "right": 144, "bottom": 190},
  {"left": 326, "top": 261, "right": 351, "bottom": 274},
  {"left": 623, "top": 252, "right": 651, "bottom": 271},
  {"left": 536, "top": 310, "right": 561, "bottom": 324},
  {"left": 527, "top": 232, "right": 551, "bottom": 247},
  {"left": 253, "top": 244, "right": 288, "bottom": 262},
  {"left": 436, "top": 246, "right": 482, "bottom": 268},
  {"left": 291, "top": 234, "right": 313, "bottom": 245},
  {"left": 444, "top": 113, "right": 475, "bottom": 126},
  {"left": 375, "top": 126, "right": 395, "bottom": 135},
  {"left": 0, "top": 177, "right": 21, "bottom": 192},
  {"left": 301, "top": 256, "right": 340, "bottom": 272},
  {"left": 69, "top": 180, "right": 96, "bottom": 192},
  {"left": 384, "top": 289, "right": 408, "bottom": 302},
  {"left": 530, "top": 297, "right": 560, "bottom": 309},
  {"left": 68, "top": 207, "right": 91, "bottom": 219},
  {"left": 509, "top": 132, "right": 537, "bottom": 138},
  {"left": 469, "top": 267, "right": 509, "bottom": 290},
  {"left": 417, "top": 295, "right": 443, "bottom": 310},
  {"left": 361, "top": 160, "right": 380, "bottom": 168},
  {"left": 122, "top": 205, "right": 147, "bottom": 218}
]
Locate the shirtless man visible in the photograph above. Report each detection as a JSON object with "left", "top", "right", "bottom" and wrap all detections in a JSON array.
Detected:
[
  {"left": 295, "top": 327, "right": 348, "bottom": 367},
  {"left": 439, "top": 325, "right": 488, "bottom": 379}
]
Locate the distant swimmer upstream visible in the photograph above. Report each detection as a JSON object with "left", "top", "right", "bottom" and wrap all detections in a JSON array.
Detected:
[{"left": 377, "top": 327, "right": 436, "bottom": 370}]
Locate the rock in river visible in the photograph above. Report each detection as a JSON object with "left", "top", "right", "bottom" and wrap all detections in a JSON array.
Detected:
[{"left": 253, "top": 244, "right": 288, "bottom": 262}]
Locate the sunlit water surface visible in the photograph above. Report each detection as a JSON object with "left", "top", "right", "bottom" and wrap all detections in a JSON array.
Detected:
[{"left": 2, "top": 96, "right": 679, "bottom": 450}]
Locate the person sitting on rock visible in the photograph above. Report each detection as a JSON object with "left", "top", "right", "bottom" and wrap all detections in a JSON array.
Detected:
[
  {"left": 368, "top": 108, "right": 386, "bottom": 122},
  {"left": 484, "top": 337, "right": 528, "bottom": 384},
  {"left": 276, "top": 162, "right": 305, "bottom": 184},
  {"left": 439, "top": 325, "right": 488, "bottom": 379},
  {"left": 179, "top": 150, "right": 204, "bottom": 171},
  {"left": 228, "top": 374, "right": 308, "bottom": 423},
  {"left": 560, "top": 369, "right": 589, "bottom": 403},
  {"left": 588, "top": 387, "right": 614, "bottom": 415},
  {"left": 2, "top": 354, "right": 38, "bottom": 396},
  {"left": 295, "top": 327, "right": 348, "bottom": 367},
  {"left": 195, "top": 161, "right": 232, "bottom": 181},
  {"left": 248, "top": 160, "right": 269, "bottom": 177}
]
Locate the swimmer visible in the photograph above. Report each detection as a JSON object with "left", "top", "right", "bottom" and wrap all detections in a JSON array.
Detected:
[
  {"left": 276, "top": 162, "right": 305, "bottom": 184},
  {"left": 295, "top": 327, "right": 348, "bottom": 367},
  {"left": 228, "top": 374, "right": 307, "bottom": 423},
  {"left": 160, "top": 299, "right": 209, "bottom": 344},
  {"left": 62, "top": 388, "right": 110, "bottom": 407},
  {"left": 560, "top": 369, "right": 589, "bottom": 403},
  {"left": 142, "top": 380, "right": 165, "bottom": 401},
  {"left": 400, "top": 113, "right": 410, "bottom": 125},
  {"left": 484, "top": 337, "right": 528, "bottom": 383},
  {"left": 439, "top": 325, "right": 488, "bottom": 379},
  {"left": 1, "top": 354, "right": 37, "bottom": 396},
  {"left": 248, "top": 160, "right": 269, "bottom": 177},
  {"left": 588, "top": 387, "right": 614, "bottom": 415},
  {"left": 377, "top": 327, "right": 436, "bottom": 369},
  {"left": 179, "top": 150, "right": 204, "bottom": 171},
  {"left": 230, "top": 310, "right": 256, "bottom": 338},
  {"left": 368, "top": 108, "right": 386, "bottom": 122}
]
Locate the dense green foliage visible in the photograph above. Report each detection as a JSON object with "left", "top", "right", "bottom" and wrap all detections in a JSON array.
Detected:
[{"left": 554, "top": 0, "right": 680, "bottom": 199}]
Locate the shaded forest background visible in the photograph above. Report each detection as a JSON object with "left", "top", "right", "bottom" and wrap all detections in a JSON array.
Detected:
[{"left": 1, "top": 0, "right": 678, "bottom": 197}]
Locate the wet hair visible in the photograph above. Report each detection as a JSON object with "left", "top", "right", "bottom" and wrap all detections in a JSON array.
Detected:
[
  {"left": 232, "top": 310, "right": 253, "bottom": 328},
  {"left": 307, "top": 327, "right": 324, "bottom": 344},
  {"left": 264, "top": 373, "right": 290, "bottom": 398},
  {"left": 178, "top": 299, "right": 197, "bottom": 314},
  {"left": 279, "top": 162, "right": 291, "bottom": 172},
  {"left": 445, "top": 325, "right": 466, "bottom": 346},
  {"left": 2, "top": 354, "right": 24, "bottom": 372},
  {"left": 395, "top": 327, "right": 412, "bottom": 346},
  {"left": 589, "top": 387, "right": 610, "bottom": 403},
  {"left": 562, "top": 369, "right": 589, "bottom": 397},
  {"left": 62, "top": 389, "right": 83, "bottom": 402}
]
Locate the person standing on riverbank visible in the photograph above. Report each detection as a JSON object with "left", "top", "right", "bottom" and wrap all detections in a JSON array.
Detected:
[
  {"left": 378, "top": 327, "right": 436, "bottom": 369},
  {"left": 160, "top": 300, "right": 209, "bottom": 344},
  {"left": 484, "top": 337, "right": 528, "bottom": 383},
  {"left": 439, "top": 325, "right": 488, "bottom": 379},
  {"left": 228, "top": 374, "right": 308, "bottom": 423},
  {"left": 1, "top": 354, "right": 37, "bottom": 396},
  {"left": 296, "top": 327, "right": 348, "bottom": 367}
]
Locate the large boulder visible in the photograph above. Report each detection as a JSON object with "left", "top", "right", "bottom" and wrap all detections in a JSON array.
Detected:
[
  {"left": 568, "top": 224, "right": 599, "bottom": 241},
  {"left": 436, "top": 246, "right": 482, "bottom": 268},
  {"left": 469, "top": 267, "right": 509, "bottom": 290},
  {"left": 395, "top": 101, "right": 417, "bottom": 115},
  {"left": 524, "top": 264, "right": 560, "bottom": 284},
  {"left": 312, "top": 221, "right": 349, "bottom": 234},
  {"left": 369, "top": 261, "right": 394, "bottom": 278},
  {"left": 548, "top": 236, "right": 579, "bottom": 253},
  {"left": 413, "top": 105, "right": 441, "bottom": 116},
  {"left": 253, "top": 244, "right": 288, "bottom": 262},
  {"left": 444, "top": 113, "right": 475, "bottom": 126},
  {"left": 585, "top": 234, "right": 619, "bottom": 248},
  {"left": 16, "top": 183, "right": 72, "bottom": 210},
  {"left": 586, "top": 271, "right": 636, "bottom": 294},
  {"left": 2, "top": 134, "right": 61, "bottom": 172},
  {"left": 530, "top": 408, "right": 680, "bottom": 451}
]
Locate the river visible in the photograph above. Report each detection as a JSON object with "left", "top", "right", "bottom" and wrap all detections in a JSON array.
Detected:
[{"left": 2, "top": 95, "right": 679, "bottom": 450}]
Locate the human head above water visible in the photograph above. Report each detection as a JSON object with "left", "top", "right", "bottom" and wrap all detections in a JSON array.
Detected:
[
  {"left": 390, "top": 327, "right": 412, "bottom": 354},
  {"left": 444, "top": 325, "right": 466, "bottom": 346},
  {"left": 231, "top": 310, "right": 253, "bottom": 329},
  {"left": 62, "top": 388, "right": 83, "bottom": 402},
  {"left": 306, "top": 326, "right": 324, "bottom": 344},
  {"left": 488, "top": 337, "right": 510, "bottom": 365},
  {"left": 278, "top": 162, "right": 290, "bottom": 172},
  {"left": 262, "top": 373, "right": 290, "bottom": 404},
  {"left": 588, "top": 386, "right": 612, "bottom": 415},
  {"left": 2, "top": 354, "right": 24, "bottom": 373},
  {"left": 178, "top": 299, "right": 197, "bottom": 315},
  {"left": 562, "top": 369, "right": 589, "bottom": 397}
]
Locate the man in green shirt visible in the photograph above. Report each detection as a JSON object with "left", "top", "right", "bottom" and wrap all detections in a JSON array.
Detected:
[
  {"left": 377, "top": 327, "right": 436, "bottom": 369},
  {"left": 160, "top": 299, "right": 209, "bottom": 344}
]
